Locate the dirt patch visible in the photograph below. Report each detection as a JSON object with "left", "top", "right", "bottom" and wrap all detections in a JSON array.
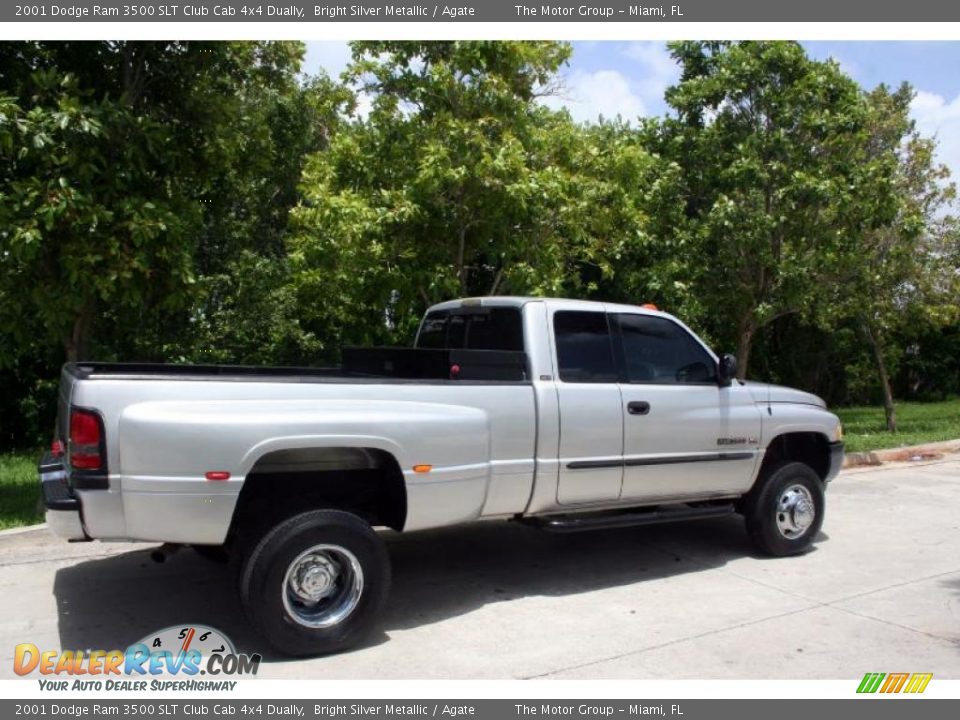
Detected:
[{"left": 884, "top": 449, "right": 944, "bottom": 463}]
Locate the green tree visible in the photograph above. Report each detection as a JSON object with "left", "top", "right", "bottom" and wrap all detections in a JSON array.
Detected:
[
  {"left": 658, "top": 41, "right": 900, "bottom": 377},
  {"left": 290, "top": 41, "right": 667, "bottom": 351},
  {"left": 0, "top": 70, "right": 195, "bottom": 362},
  {"left": 840, "top": 84, "right": 959, "bottom": 430},
  {"left": 157, "top": 70, "right": 354, "bottom": 365},
  {"left": 0, "top": 41, "right": 309, "bottom": 363}
]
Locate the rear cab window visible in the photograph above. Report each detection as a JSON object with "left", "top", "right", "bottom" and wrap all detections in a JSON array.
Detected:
[{"left": 416, "top": 307, "right": 524, "bottom": 351}]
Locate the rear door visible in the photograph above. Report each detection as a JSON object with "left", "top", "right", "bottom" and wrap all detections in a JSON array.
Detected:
[
  {"left": 612, "top": 312, "right": 762, "bottom": 502},
  {"left": 552, "top": 309, "right": 624, "bottom": 505}
]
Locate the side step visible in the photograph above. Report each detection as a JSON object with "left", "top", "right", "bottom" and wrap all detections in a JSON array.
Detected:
[{"left": 521, "top": 502, "right": 736, "bottom": 533}]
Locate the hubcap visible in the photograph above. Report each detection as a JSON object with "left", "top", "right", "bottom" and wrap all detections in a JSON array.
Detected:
[
  {"left": 775, "top": 484, "right": 816, "bottom": 539},
  {"left": 282, "top": 544, "right": 363, "bottom": 628}
]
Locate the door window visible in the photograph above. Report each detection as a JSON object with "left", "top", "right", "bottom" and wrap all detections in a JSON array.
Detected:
[{"left": 614, "top": 314, "right": 716, "bottom": 384}]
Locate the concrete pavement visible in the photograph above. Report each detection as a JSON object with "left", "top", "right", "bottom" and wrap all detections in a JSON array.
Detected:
[{"left": 1, "top": 460, "right": 958, "bottom": 679}]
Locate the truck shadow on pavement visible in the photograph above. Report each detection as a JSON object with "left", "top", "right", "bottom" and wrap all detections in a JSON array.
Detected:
[{"left": 53, "top": 516, "right": 816, "bottom": 661}]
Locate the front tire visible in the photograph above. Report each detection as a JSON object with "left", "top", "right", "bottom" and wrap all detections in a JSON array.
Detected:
[
  {"left": 240, "top": 509, "right": 390, "bottom": 656},
  {"left": 744, "top": 461, "right": 824, "bottom": 556}
]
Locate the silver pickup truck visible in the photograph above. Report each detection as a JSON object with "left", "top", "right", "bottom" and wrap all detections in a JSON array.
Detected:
[{"left": 39, "top": 296, "right": 844, "bottom": 655}]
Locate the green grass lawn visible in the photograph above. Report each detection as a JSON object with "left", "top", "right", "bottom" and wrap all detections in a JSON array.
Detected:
[
  {"left": 0, "top": 398, "right": 958, "bottom": 529},
  {"left": 0, "top": 452, "right": 42, "bottom": 530},
  {"left": 837, "top": 397, "right": 960, "bottom": 453}
]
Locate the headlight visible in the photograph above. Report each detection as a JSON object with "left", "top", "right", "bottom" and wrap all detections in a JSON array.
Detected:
[{"left": 835, "top": 423, "right": 844, "bottom": 442}]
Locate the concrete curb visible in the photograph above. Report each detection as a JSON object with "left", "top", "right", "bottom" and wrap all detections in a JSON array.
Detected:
[
  {"left": 843, "top": 438, "right": 960, "bottom": 468},
  {"left": 0, "top": 522, "right": 47, "bottom": 536}
]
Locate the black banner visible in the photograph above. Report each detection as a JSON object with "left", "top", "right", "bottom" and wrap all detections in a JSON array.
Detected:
[{"left": 5, "top": 0, "right": 960, "bottom": 23}]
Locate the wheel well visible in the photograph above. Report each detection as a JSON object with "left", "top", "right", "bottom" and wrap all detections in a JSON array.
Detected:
[
  {"left": 227, "top": 447, "right": 407, "bottom": 545},
  {"left": 759, "top": 432, "right": 831, "bottom": 482}
]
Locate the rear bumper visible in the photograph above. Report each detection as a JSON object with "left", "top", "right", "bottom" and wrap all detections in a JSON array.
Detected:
[
  {"left": 826, "top": 441, "right": 845, "bottom": 482},
  {"left": 38, "top": 452, "right": 88, "bottom": 541},
  {"left": 46, "top": 508, "right": 87, "bottom": 540}
]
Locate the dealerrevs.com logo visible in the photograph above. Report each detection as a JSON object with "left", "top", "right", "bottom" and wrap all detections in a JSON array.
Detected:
[
  {"left": 857, "top": 672, "right": 933, "bottom": 694},
  {"left": 14, "top": 625, "right": 260, "bottom": 691}
]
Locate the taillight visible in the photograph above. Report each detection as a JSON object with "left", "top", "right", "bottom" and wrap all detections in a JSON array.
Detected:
[
  {"left": 51, "top": 438, "right": 65, "bottom": 457},
  {"left": 70, "top": 409, "right": 103, "bottom": 471}
]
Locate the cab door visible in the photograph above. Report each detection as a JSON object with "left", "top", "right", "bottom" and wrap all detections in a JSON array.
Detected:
[
  {"left": 551, "top": 308, "right": 624, "bottom": 505},
  {"left": 611, "top": 312, "right": 762, "bottom": 502}
]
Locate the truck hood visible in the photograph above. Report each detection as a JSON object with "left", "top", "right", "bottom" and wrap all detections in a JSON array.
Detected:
[{"left": 743, "top": 381, "right": 826, "bottom": 408}]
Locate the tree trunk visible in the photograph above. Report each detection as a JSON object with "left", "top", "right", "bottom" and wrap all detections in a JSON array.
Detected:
[
  {"left": 864, "top": 320, "right": 897, "bottom": 432},
  {"left": 735, "top": 314, "right": 756, "bottom": 380},
  {"left": 120, "top": 43, "right": 146, "bottom": 107},
  {"left": 489, "top": 267, "right": 505, "bottom": 295},
  {"left": 455, "top": 224, "right": 468, "bottom": 294},
  {"left": 64, "top": 304, "right": 94, "bottom": 363}
]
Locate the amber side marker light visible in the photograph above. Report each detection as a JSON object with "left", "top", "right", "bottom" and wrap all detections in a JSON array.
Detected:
[{"left": 412, "top": 464, "right": 433, "bottom": 473}]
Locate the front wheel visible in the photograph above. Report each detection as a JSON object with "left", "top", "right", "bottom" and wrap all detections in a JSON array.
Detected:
[
  {"left": 240, "top": 509, "right": 391, "bottom": 656},
  {"left": 744, "top": 461, "right": 824, "bottom": 556}
]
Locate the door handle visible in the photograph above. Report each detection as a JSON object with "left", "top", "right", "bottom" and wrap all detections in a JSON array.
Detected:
[{"left": 627, "top": 401, "right": 651, "bottom": 415}]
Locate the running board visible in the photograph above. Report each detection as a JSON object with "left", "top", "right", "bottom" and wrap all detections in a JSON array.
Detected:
[{"left": 521, "top": 503, "right": 736, "bottom": 533}]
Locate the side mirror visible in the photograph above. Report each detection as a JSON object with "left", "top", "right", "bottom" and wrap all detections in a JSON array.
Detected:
[{"left": 717, "top": 353, "right": 738, "bottom": 386}]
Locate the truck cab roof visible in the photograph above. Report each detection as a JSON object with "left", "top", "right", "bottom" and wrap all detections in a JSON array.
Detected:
[{"left": 426, "top": 296, "right": 672, "bottom": 318}]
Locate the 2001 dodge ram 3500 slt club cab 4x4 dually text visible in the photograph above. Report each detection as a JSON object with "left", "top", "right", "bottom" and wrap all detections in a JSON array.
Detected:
[{"left": 40, "top": 297, "right": 844, "bottom": 655}]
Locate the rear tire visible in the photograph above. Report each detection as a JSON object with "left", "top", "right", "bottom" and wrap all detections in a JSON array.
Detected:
[
  {"left": 744, "top": 461, "right": 824, "bottom": 557},
  {"left": 239, "top": 509, "right": 390, "bottom": 657}
]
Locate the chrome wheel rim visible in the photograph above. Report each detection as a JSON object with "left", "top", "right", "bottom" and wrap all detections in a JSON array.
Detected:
[
  {"left": 282, "top": 544, "right": 363, "bottom": 628},
  {"left": 775, "top": 484, "right": 816, "bottom": 539}
]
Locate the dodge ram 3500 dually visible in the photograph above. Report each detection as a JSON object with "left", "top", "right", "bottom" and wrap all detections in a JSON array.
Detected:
[{"left": 39, "top": 297, "right": 844, "bottom": 655}]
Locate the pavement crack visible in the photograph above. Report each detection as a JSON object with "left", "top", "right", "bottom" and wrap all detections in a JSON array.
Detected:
[
  {"left": 661, "top": 545, "right": 960, "bottom": 621},
  {"left": 522, "top": 605, "right": 815, "bottom": 679},
  {"left": 823, "top": 603, "right": 960, "bottom": 646},
  {"left": 824, "top": 567, "right": 960, "bottom": 606},
  {"left": 0, "top": 551, "right": 130, "bottom": 568},
  {"left": 652, "top": 545, "right": 816, "bottom": 603},
  {"left": 665, "top": 547, "right": 960, "bottom": 647}
]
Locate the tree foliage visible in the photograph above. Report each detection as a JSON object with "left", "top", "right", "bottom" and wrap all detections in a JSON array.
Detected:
[
  {"left": 0, "top": 41, "right": 321, "bottom": 363},
  {"left": 655, "top": 41, "right": 902, "bottom": 376},
  {"left": 839, "top": 84, "right": 959, "bottom": 429},
  {"left": 289, "top": 41, "right": 672, "bottom": 350},
  {"left": 0, "top": 40, "right": 957, "bottom": 450}
]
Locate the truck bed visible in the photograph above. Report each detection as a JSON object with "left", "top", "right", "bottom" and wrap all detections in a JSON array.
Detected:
[{"left": 66, "top": 346, "right": 529, "bottom": 384}]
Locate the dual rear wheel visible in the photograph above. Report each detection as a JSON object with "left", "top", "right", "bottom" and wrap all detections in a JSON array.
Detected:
[{"left": 237, "top": 509, "right": 391, "bottom": 657}]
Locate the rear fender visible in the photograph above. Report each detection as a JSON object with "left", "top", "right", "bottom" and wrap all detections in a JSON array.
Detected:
[{"left": 116, "top": 399, "right": 491, "bottom": 541}]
